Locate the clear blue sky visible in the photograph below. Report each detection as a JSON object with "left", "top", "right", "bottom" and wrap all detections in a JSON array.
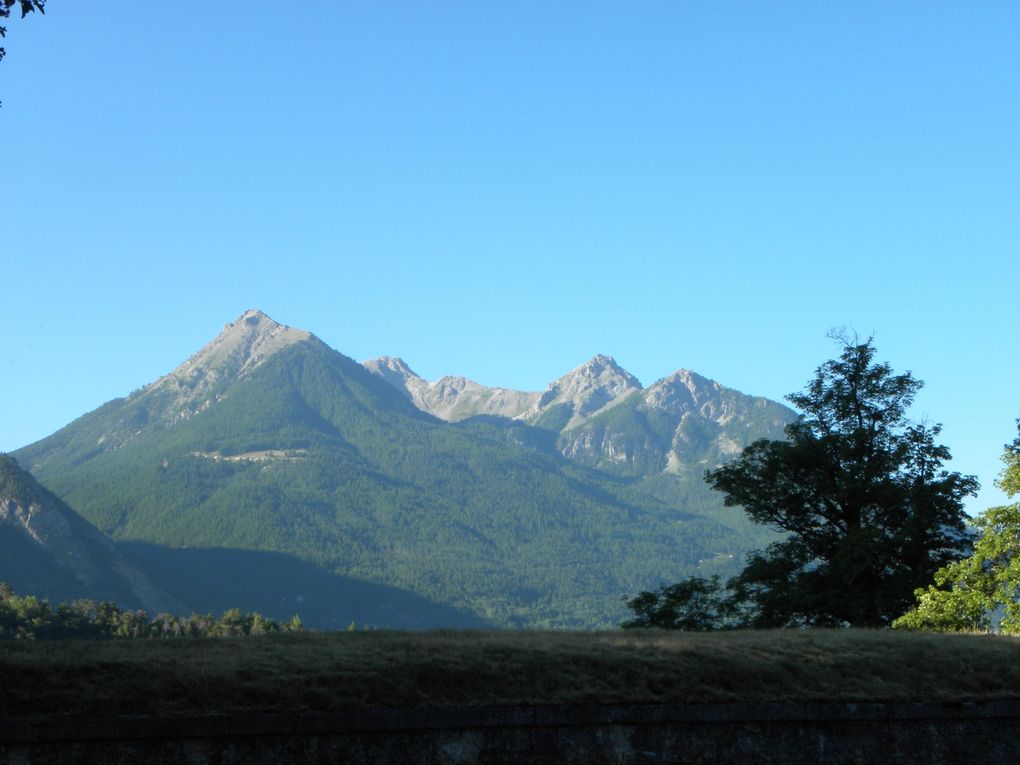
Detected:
[{"left": 2, "top": 3, "right": 1017, "bottom": 513}]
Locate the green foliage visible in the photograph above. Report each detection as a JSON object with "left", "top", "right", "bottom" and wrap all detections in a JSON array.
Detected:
[
  {"left": 0, "top": 581, "right": 304, "bottom": 640},
  {"left": 621, "top": 576, "right": 734, "bottom": 630},
  {"left": 700, "top": 336, "right": 976, "bottom": 628},
  {"left": 895, "top": 428, "right": 1020, "bottom": 633}
]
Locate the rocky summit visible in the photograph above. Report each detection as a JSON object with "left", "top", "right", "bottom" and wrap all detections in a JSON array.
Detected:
[{"left": 143, "top": 309, "right": 319, "bottom": 427}]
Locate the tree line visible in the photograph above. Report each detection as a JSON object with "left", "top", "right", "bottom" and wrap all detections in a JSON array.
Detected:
[
  {"left": 625, "top": 333, "right": 1020, "bottom": 633},
  {"left": 0, "top": 583, "right": 305, "bottom": 640}
]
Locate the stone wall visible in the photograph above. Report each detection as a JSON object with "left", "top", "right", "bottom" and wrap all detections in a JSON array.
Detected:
[{"left": 2, "top": 701, "right": 1019, "bottom": 764}]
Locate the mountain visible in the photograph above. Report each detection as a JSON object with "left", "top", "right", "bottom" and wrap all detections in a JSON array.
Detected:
[
  {"left": 364, "top": 354, "right": 794, "bottom": 479},
  {"left": 16, "top": 310, "right": 764, "bottom": 628},
  {"left": 0, "top": 454, "right": 180, "bottom": 612},
  {"left": 14, "top": 310, "right": 796, "bottom": 627}
]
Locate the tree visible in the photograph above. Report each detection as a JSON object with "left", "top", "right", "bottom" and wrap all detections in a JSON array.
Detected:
[
  {"left": 621, "top": 576, "right": 734, "bottom": 630},
  {"left": 894, "top": 426, "right": 1020, "bottom": 633},
  {"left": 213, "top": 608, "right": 246, "bottom": 637},
  {"left": 624, "top": 336, "right": 977, "bottom": 630},
  {"left": 702, "top": 336, "right": 978, "bottom": 627}
]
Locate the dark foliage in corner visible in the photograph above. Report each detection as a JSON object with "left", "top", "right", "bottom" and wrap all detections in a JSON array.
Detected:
[{"left": 0, "top": 0, "right": 44, "bottom": 64}]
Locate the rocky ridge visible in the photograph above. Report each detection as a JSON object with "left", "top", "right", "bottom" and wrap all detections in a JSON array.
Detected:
[
  {"left": 362, "top": 357, "right": 540, "bottom": 421},
  {"left": 363, "top": 353, "right": 795, "bottom": 477}
]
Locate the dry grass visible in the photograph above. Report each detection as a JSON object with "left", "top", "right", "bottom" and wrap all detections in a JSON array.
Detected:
[{"left": 2, "top": 629, "right": 1020, "bottom": 719}]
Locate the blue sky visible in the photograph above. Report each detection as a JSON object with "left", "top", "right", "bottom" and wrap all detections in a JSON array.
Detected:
[{"left": 2, "top": 2, "right": 1017, "bottom": 513}]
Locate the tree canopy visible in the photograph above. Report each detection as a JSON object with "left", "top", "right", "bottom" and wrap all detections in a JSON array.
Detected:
[
  {"left": 624, "top": 336, "right": 978, "bottom": 630},
  {"left": 621, "top": 576, "right": 733, "bottom": 630},
  {"left": 894, "top": 426, "right": 1020, "bottom": 633}
]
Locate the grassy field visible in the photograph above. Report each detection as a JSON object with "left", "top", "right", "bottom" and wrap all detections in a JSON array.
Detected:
[{"left": 3, "top": 629, "right": 1020, "bottom": 719}]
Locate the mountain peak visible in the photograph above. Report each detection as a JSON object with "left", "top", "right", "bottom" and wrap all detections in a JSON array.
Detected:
[
  {"left": 644, "top": 369, "right": 717, "bottom": 411},
  {"left": 581, "top": 353, "right": 623, "bottom": 372},
  {"left": 170, "top": 310, "right": 312, "bottom": 381},
  {"left": 559, "top": 354, "right": 642, "bottom": 391},
  {"left": 527, "top": 355, "right": 642, "bottom": 428},
  {"left": 231, "top": 308, "right": 279, "bottom": 329},
  {"left": 363, "top": 356, "right": 422, "bottom": 381},
  {"left": 362, "top": 356, "right": 425, "bottom": 399},
  {"left": 138, "top": 311, "right": 315, "bottom": 424},
  {"left": 660, "top": 368, "right": 710, "bottom": 387}
]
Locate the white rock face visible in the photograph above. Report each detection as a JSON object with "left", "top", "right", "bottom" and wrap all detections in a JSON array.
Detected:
[
  {"left": 420, "top": 376, "right": 541, "bottom": 421},
  {"left": 522, "top": 354, "right": 643, "bottom": 430},
  {"left": 364, "top": 351, "right": 795, "bottom": 476},
  {"left": 361, "top": 353, "right": 643, "bottom": 427},
  {"left": 361, "top": 357, "right": 540, "bottom": 422}
]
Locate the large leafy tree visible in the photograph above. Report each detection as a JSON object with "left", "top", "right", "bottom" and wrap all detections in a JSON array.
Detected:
[
  {"left": 894, "top": 427, "right": 1020, "bottom": 633},
  {"left": 705, "top": 336, "right": 977, "bottom": 627},
  {"left": 706, "top": 337, "right": 978, "bottom": 627},
  {"left": 625, "top": 336, "right": 977, "bottom": 630}
]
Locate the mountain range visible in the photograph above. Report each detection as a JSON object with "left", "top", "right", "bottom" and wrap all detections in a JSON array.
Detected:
[
  {"left": 364, "top": 351, "right": 791, "bottom": 478},
  {"left": 10, "top": 310, "right": 795, "bottom": 628}
]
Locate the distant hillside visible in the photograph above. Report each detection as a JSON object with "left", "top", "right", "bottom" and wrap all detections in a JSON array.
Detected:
[{"left": 0, "top": 454, "right": 180, "bottom": 612}]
